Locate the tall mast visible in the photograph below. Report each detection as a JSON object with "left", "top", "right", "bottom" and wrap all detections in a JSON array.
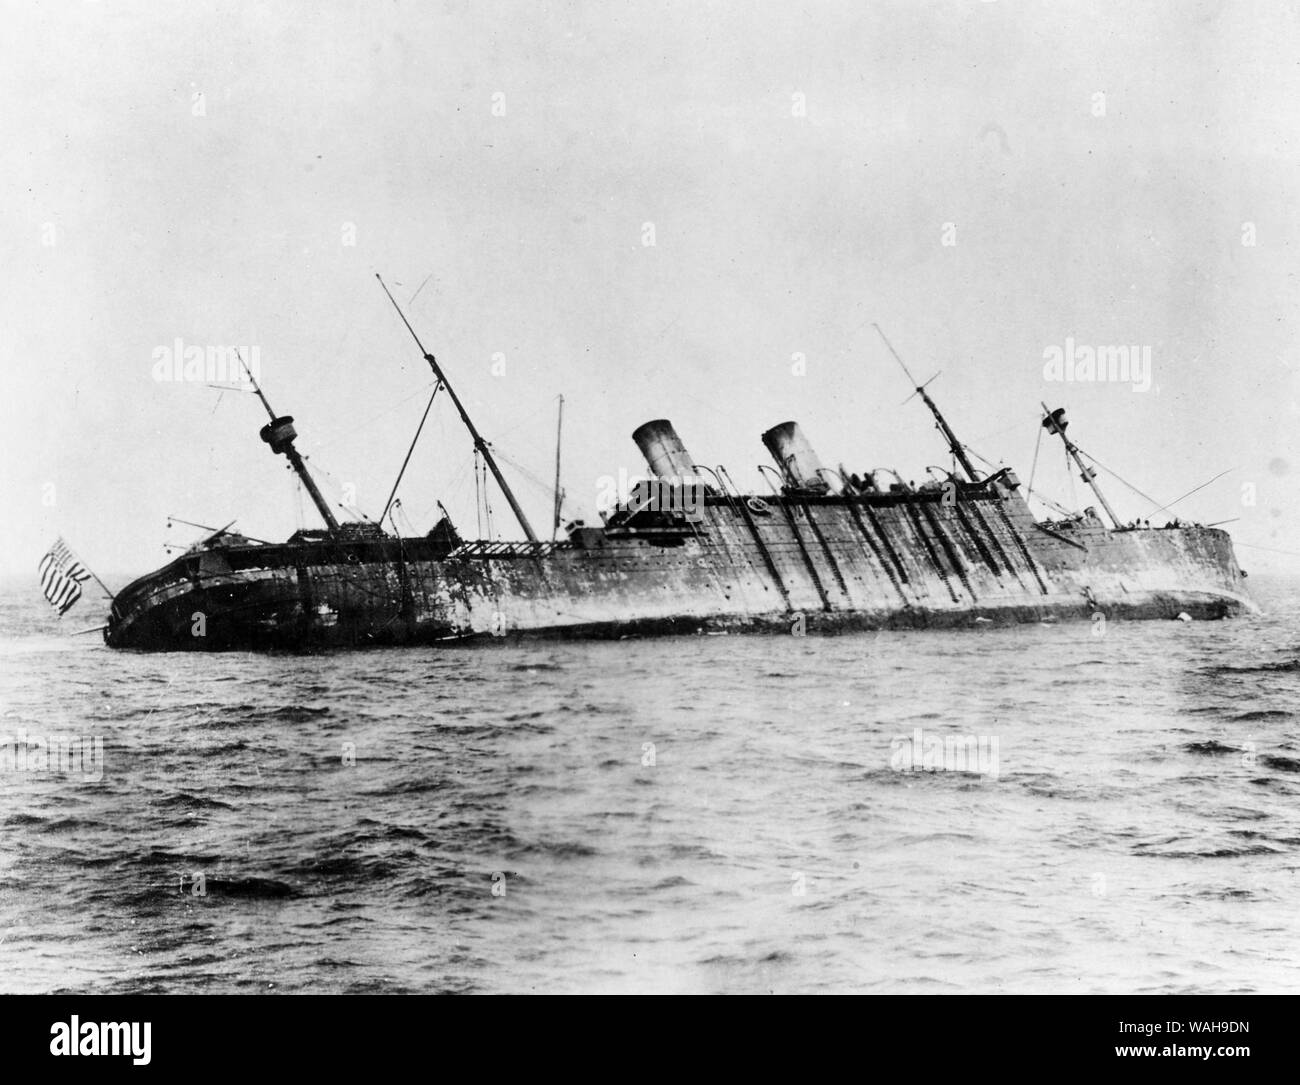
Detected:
[
  {"left": 552, "top": 394, "right": 564, "bottom": 541},
  {"left": 237, "top": 352, "right": 340, "bottom": 534},
  {"left": 1040, "top": 403, "right": 1121, "bottom": 528},
  {"left": 873, "top": 324, "right": 980, "bottom": 483},
  {"left": 376, "top": 275, "right": 539, "bottom": 543}
]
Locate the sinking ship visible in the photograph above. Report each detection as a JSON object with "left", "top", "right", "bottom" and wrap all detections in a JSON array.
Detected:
[{"left": 103, "top": 290, "right": 1255, "bottom": 651}]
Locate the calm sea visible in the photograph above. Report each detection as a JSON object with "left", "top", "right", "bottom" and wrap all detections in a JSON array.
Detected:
[{"left": 2, "top": 573, "right": 1298, "bottom": 994}]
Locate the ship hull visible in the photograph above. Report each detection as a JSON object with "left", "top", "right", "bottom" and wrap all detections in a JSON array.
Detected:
[{"left": 104, "top": 488, "right": 1256, "bottom": 651}]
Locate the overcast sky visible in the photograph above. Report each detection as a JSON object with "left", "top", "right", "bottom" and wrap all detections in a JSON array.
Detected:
[{"left": 3, "top": 0, "right": 1299, "bottom": 580}]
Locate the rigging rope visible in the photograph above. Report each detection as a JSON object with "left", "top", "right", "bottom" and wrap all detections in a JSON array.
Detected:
[
  {"left": 966, "top": 439, "right": 1072, "bottom": 517},
  {"left": 310, "top": 381, "right": 438, "bottom": 452},
  {"left": 1076, "top": 449, "right": 1163, "bottom": 517},
  {"left": 493, "top": 448, "right": 563, "bottom": 497},
  {"left": 418, "top": 454, "right": 476, "bottom": 526},
  {"left": 1153, "top": 469, "right": 1237, "bottom": 517},
  {"left": 473, "top": 449, "right": 482, "bottom": 538},
  {"left": 482, "top": 457, "right": 494, "bottom": 538},
  {"left": 1236, "top": 540, "right": 1300, "bottom": 558},
  {"left": 308, "top": 459, "right": 376, "bottom": 524},
  {"left": 1027, "top": 422, "right": 1044, "bottom": 498},
  {"left": 382, "top": 382, "right": 442, "bottom": 521}
]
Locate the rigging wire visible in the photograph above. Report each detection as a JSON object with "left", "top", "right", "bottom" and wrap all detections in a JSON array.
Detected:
[
  {"left": 1142, "top": 468, "right": 1237, "bottom": 520},
  {"left": 493, "top": 446, "right": 580, "bottom": 526},
  {"left": 1023, "top": 424, "right": 1073, "bottom": 516},
  {"left": 493, "top": 448, "right": 563, "bottom": 497},
  {"left": 390, "top": 499, "right": 418, "bottom": 538},
  {"left": 1235, "top": 540, "right": 1300, "bottom": 558},
  {"left": 382, "top": 381, "right": 442, "bottom": 522},
  {"left": 308, "top": 381, "right": 438, "bottom": 452},
  {"left": 487, "top": 397, "right": 566, "bottom": 442},
  {"left": 308, "top": 459, "right": 376, "bottom": 524},
  {"left": 1066, "top": 442, "right": 1077, "bottom": 511},
  {"left": 964, "top": 440, "right": 1073, "bottom": 517},
  {"left": 961, "top": 445, "right": 1000, "bottom": 472},
  {"left": 473, "top": 449, "right": 483, "bottom": 538},
  {"left": 1056, "top": 441, "right": 1233, "bottom": 526},
  {"left": 963, "top": 416, "right": 1033, "bottom": 449},
  {"left": 1074, "top": 449, "right": 1165, "bottom": 518},
  {"left": 1027, "top": 422, "right": 1044, "bottom": 499},
  {"left": 418, "top": 454, "right": 476, "bottom": 525},
  {"left": 482, "top": 457, "right": 495, "bottom": 538}
]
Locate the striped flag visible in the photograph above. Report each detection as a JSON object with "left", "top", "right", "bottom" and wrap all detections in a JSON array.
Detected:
[{"left": 38, "top": 538, "right": 92, "bottom": 616}]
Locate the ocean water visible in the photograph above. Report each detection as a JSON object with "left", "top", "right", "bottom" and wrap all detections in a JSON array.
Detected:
[{"left": 1, "top": 574, "right": 1299, "bottom": 994}]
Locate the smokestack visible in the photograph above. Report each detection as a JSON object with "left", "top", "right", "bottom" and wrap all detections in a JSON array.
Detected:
[
  {"left": 762, "top": 421, "right": 829, "bottom": 493},
  {"left": 632, "top": 419, "right": 704, "bottom": 483}
]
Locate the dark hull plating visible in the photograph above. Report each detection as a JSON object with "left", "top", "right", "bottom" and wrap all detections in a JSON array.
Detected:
[{"left": 105, "top": 486, "right": 1255, "bottom": 651}]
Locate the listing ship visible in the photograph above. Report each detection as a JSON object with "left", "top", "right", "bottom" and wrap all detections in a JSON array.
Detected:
[{"left": 103, "top": 292, "right": 1255, "bottom": 651}]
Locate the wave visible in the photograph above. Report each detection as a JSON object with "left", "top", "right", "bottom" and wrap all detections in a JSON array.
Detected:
[
  {"left": 154, "top": 791, "right": 236, "bottom": 811},
  {"left": 1261, "top": 754, "right": 1300, "bottom": 773},
  {"left": 1206, "top": 660, "right": 1300, "bottom": 675},
  {"left": 202, "top": 876, "right": 298, "bottom": 899},
  {"left": 1133, "top": 842, "right": 1282, "bottom": 859},
  {"left": 1183, "top": 740, "right": 1243, "bottom": 755}
]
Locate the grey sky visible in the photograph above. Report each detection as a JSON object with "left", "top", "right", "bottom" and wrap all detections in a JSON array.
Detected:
[{"left": 3, "top": 0, "right": 1298, "bottom": 579}]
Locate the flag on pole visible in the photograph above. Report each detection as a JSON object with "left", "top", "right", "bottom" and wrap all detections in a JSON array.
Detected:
[{"left": 38, "top": 538, "right": 92, "bottom": 616}]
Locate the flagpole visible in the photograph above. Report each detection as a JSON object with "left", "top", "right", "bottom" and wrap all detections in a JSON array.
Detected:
[
  {"left": 78, "top": 558, "right": 114, "bottom": 601},
  {"left": 60, "top": 540, "right": 114, "bottom": 601}
]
